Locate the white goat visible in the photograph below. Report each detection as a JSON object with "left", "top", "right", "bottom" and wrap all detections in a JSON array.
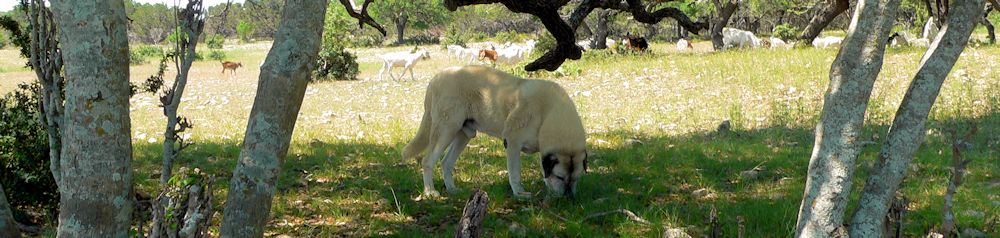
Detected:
[
  {"left": 722, "top": 28, "right": 763, "bottom": 48},
  {"left": 812, "top": 36, "right": 844, "bottom": 48},
  {"left": 769, "top": 37, "right": 791, "bottom": 49},
  {"left": 446, "top": 45, "right": 465, "bottom": 60},
  {"left": 676, "top": 38, "right": 693, "bottom": 52},
  {"left": 377, "top": 49, "right": 431, "bottom": 81}
]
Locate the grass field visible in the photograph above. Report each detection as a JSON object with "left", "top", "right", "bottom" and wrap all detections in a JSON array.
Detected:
[{"left": 1, "top": 36, "right": 998, "bottom": 237}]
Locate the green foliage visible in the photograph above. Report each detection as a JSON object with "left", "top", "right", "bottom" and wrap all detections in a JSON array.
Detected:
[
  {"left": 441, "top": 25, "right": 469, "bottom": 47},
  {"left": 125, "top": 2, "right": 174, "bottom": 43},
  {"left": 0, "top": 83, "right": 58, "bottom": 223},
  {"left": 772, "top": 24, "right": 798, "bottom": 41},
  {"left": 129, "top": 45, "right": 165, "bottom": 65},
  {"left": 236, "top": 20, "right": 256, "bottom": 43},
  {"left": 0, "top": 32, "right": 7, "bottom": 49},
  {"left": 130, "top": 49, "right": 149, "bottom": 65},
  {"left": 314, "top": 46, "right": 359, "bottom": 81},
  {"left": 0, "top": 15, "right": 30, "bottom": 59},
  {"left": 494, "top": 30, "right": 525, "bottom": 43},
  {"left": 534, "top": 33, "right": 556, "bottom": 56},
  {"left": 370, "top": 0, "right": 448, "bottom": 42},
  {"left": 207, "top": 50, "right": 226, "bottom": 61},
  {"left": 205, "top": 34, "right": 225, "bottom": 49}
]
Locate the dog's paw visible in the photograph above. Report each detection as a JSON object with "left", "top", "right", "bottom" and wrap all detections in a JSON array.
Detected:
[{"left": 513, "top": 191, "right": 534, "bottom": 199}]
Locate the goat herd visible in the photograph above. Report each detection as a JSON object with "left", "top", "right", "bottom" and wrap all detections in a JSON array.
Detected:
[{"left": 367, "top": 18, "right": 943, "bottom": 81}]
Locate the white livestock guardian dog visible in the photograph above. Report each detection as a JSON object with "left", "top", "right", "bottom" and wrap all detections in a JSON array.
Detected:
[{"left": 403, "top": 65, "right": 589, "bottom": 198}]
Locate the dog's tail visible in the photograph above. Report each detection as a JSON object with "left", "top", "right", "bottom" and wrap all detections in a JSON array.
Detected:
[{"left": 402, "top": 109, "right": 432, "bottom": 163}]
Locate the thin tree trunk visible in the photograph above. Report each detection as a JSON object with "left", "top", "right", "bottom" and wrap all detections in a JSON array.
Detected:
[
  {"left": 25, "top": 0, "right": 64, "bottom": 186},
  {"left": 394, "top": 14, "right": 408, "bottom": 44},
  {"left": 50, "top": 0, "right": 134, "bottom": 237},
  {"left": 799, "top": 0, "right": 851, "bottom": 45},
  {"left": 795, "top": 0, "right": 901, "bottom": 236},
  {"left": 985, "top": 6, "right": 996, "bottom": 44},
  {"left": 152, "top": 2, "right": 205, "bottom": 237},
  {"left": 218, "top": 0, "right": 327, "bottom": 237},
  {"left": 0, "top": 184, "right": 18, "bottom": 238},
  {"left": 848, "top": 1, "right": 984, "bottom": 236},
  {"left": 591, "top": 9, "right": 611, "bottom": 49},
  {"left": 710, "top": 0, "right": 739, "bottom": 50}
]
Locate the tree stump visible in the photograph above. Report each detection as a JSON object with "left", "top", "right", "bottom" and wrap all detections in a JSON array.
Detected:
[{"left": 455, "top": 190, "right": 489, "bottom": 238}]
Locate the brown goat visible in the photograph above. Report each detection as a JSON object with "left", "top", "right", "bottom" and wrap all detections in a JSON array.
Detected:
[
  {"left": 478, "top": 48, "right": 498, "bottom": 65},
  {"left": 221, "top": 61, "right": 243, "bottom": 74}
]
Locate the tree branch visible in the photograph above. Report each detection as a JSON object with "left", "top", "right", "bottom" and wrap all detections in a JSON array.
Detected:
[{"left": 337, "top": 0, "right": 387, "bottom": 36}]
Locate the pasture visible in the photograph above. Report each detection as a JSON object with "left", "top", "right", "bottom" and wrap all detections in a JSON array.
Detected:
[{"left": 1, "top": 39, "right": 998, "bottom": 237}]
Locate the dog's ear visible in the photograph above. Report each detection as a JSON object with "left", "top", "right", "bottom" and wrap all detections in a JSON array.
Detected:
[{"left": 542, "top": 153, "right": 557, "bottom": 177}]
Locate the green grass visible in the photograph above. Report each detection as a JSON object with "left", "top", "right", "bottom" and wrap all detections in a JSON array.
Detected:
[{"left": 2, "top": 36, "right": 999, "bottom": 237}]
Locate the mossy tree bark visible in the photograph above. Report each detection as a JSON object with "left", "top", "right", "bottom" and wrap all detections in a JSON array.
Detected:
[
  {"left": 50, "top": 0, "right": 135, "bottom": 237},
  {"left": 218, "top": 0, "right": 327, "bottom": 237}
]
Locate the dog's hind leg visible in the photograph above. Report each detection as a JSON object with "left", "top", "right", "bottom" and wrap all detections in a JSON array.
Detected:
[
  {"left": 421, "top": 124, "right": 459, "bottom": 198},
  {"left": 442, "top": 130, "right": 472, "bottom": 194}
]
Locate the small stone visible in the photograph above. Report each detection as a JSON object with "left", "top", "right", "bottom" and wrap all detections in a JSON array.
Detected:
[
  {"left": 692, "top": 188, "right": 714, "bottom": 198},
  {"left": 508, "top": 221, "right": 526, "bottom": 237},
  {"left": 778, "top": 177, "right": 794, "bottom": 185},
  {"left": 662, "top": 228, "right": 692, "bottom": 238},
  {"left": 624, "top": 138, "right": 643, "bottom": 147},
  {"left": 925, "top": 232, "right": 944, "bottom": 238},
  {"left": 717, "top": 120, "right": 731, "bottom": 133},
  {"left": 960, "top": 228, "right": 986, "bottom": 238},
  {"left": 739, "top": 170, "right": 759, "bottom": 181},
  {"left": 963, "top": 210, "right": 985, "bottom": 219}
]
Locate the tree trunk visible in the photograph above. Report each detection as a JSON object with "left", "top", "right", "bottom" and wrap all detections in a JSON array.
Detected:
[
  {"left": 50, "top": 0, "right": 135, "bottom": 237},
  {"left": 795, "top": 0, "right": 901, "bottom": 236},
  {"left": 394, "top": 13, "right": 408, "bottom": 45},
  {"left": 799, "top": 0, "right": 851, "bottom": 46},
  {"left": 591, "top": 9, "right": 612, "bottom": 49},
  {"left": 24, "top": 0, "right": 65, "bottom": 186},
  {"left": 218, "top": 0, "right": 327, "bottom": 237},
  {"left": 0, "top": 184, "right": 18, "bottom": 238},
  {"left": 985, "top": 7, "right": 996, "bottom": 44},
  {"left": 454, "top": 190, "right": 489, "bottom": 238},
  {"left": 710, "top": 0, "right": 739, "bottom": 50},
  {"left": 847, "top": 1, "right": 984, "bottom": 236}
]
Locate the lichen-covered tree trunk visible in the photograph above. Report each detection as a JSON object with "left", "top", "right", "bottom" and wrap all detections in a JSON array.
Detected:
[
  {"left": 795, "top": 0, "right": 901, "bottom": 236},
  {"left": 799, "top": 0, "right": 851, "bottom": 46},
  {"left": 0, "top": 184, "right": 19, "bottom": 238},
  {"left": 848, "top": 1, "right": 984, "bottom": 236},
  {"left": 394, "top": 13, "right": 408, "bottom": 44},
  {"left": 50, "top": 0, "right": 135, "bottom": 237},
  {"left": 218, "top": 0, "right": 327, "bottom": 237},
  {"left": 710, "top": 0, "right": 738, "bottom": 50},
  {"left": 25, "top": 0, "right": 65, "bottom": 185}
]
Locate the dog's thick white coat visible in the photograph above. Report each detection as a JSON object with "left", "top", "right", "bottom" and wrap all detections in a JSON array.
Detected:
[{"left": 403, "top": 66, "right": 587, "bottom": 198}]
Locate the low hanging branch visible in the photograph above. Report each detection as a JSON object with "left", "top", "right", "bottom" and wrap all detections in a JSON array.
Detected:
[
  {"left": 440, "top": 0, "right": 708, "bottom": 71},
  {"left": 338, "top": 0, "right": 388, "bottom": 36}
]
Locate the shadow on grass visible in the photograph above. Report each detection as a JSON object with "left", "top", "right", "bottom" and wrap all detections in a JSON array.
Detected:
[{"left": 127, "top": 111, "right": 999, "bottom": 237}]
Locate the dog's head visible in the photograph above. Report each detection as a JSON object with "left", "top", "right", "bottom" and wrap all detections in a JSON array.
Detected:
[{"left": 541, "top": 150, "right": 587, "bottom": 198}]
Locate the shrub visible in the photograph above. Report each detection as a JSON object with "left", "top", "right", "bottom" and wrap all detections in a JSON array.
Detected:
[
  {"left": 133, "top": 45, "right": 165, "bottom": 58},
  {"left": 441, "top": 25, "right": 468, "bottom": 47},
  {"left": 206, "top": 34, "right": 225, "bottom": 49},
  {"left": 534, "top": 32, "right": 556, "bottom": 56},
  {"left": 495, "top": 30, "right": 523, "bottom": 43},
  {"left": 314, "top": 46, "right": 359, "bottom": 81},
  {"left": 772, "top": 24, "right": 799, "bottom": 41},
  {"left": 207, "top": 50, "right": 226, "bottom": 61},
  {"left": 0, "top": 83, "right": 58, "bottom": 223},
  {"left": 130, "top": 49, "right": 149, "bottom": 65},
  {"left": 237, "top": 21, "right": 256, "bottom": 43}
]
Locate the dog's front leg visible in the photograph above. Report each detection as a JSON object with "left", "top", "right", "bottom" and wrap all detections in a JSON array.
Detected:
[{"left": 505, "top": 139, "right": 532, "bottom": 198}]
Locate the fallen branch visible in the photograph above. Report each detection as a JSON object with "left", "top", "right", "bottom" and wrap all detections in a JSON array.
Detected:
[
  {"left": 455, "top": 190, "right": 489, "bottom": 238},
  {"left": 583, "top": 208, "right": 652, "bottom": 226}
]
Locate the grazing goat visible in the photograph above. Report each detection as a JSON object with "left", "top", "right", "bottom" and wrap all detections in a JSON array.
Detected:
[
  {"left": 722, "top": 28, "right": 763, "bottom": 48},
  {"left": 812, "top": 36, "right": 844, "bottom": 48},
  {"left": 624, "top": 34, "right": 649, "bottom": 51},
  {"left": 446, "top": 45, "right": 465, "bottom": 60},
  {"left": 478, "top": 47, "right": 498, "bottom": 65},
  {"left": 378, "top": 49, "right": 431, "bottom": 81},
  {"left": 221, "top": 61, "right": 243, "bottom": 74},
  {"left": 676, "top": 38, "right": 693, "bottom": 52},
  {"left": 769, "top": 37, "right": 791, "bottom": 49}
]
